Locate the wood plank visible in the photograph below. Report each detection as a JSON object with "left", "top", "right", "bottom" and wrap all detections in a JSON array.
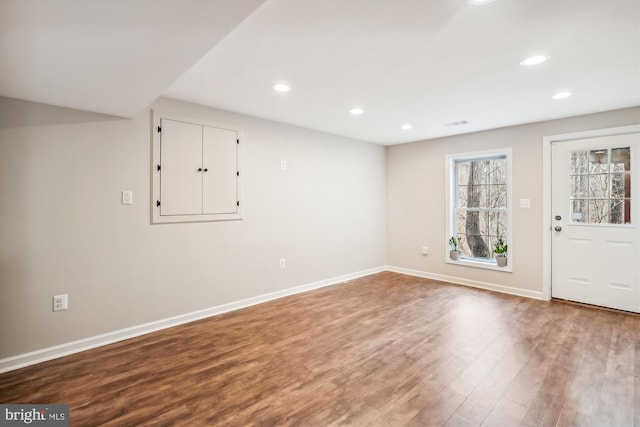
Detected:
[
  {"left": 594, "top": 315, "right": 636, "bottom": 427},
  {"left": 479, "top": 397, "right": 527, "bottom": 427}
]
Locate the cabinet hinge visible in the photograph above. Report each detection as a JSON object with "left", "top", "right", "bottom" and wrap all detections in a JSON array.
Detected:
[
  {"left": 157, "top": 126, "right": 162, "bottom": 133},
  {"left": 157, "top": 164, "right": 161, "bottom": 171},
  {"left": 237, "top": 201, "right": 240, "bottom": 207},
  {"left": 236, "top": 139, "right": 239, "bottom": 144},
  {"left": 236, "top": 171, "right": 240, "bottom": 177},
  {"left": 156, "top": 200, "right": 161, "bottom": 207}
]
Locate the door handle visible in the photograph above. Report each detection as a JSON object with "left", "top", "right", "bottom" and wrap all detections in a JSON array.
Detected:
[{"left": 554, "top": 226, "right": 562, "bottom": 232}]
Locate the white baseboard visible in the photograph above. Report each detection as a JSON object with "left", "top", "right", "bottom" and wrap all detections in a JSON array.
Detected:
[
  {"left": 0, "top": 266, "right": 385, "bottom": 373},
  {"left": 386, "top": 265, "right": 547, "bottom": 301},
  {"left": 0, "top": 265, "right": 546, "bottom": 373}
]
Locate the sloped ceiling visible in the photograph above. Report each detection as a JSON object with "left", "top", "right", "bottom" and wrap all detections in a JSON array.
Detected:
[
  {"left": 1, "top": 0, "right": 638, "bottom": 145},
  {"left": 0, "top": 0, "right": 265, "bottom": 118}
]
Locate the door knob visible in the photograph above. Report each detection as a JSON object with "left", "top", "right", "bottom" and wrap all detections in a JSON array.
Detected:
[
  {"left": 555, "top": 215, "right": 561, "bottom": 220},
  {"left": 554, "top": 226, "right": 562, "bottom": 232}
]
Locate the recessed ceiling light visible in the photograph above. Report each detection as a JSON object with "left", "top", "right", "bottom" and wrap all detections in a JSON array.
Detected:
[
  {"left": 445, "top": 120, "right": 469, "bottom": 127},
  {"left": 401, "top": 124, "right": 412, "bottom": 130},
  {"left": 272, "top": 83, "right": 290, "bottom": 92},
  {"left": 350, "top": 108, "right": 364, "bottom": 115},
  {"left": 520, "top": 55, "right": 547, "bottom": 66},
  {"left": 468, "top": 0, "right": 496, "bottom": 5},
  {"left": 552, "top": 91, "right": 572, "bottom": 99}
]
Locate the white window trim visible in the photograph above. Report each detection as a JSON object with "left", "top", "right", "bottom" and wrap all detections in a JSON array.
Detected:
[{"left": 445, "top": 148, "right": 513, "bottom": 272}]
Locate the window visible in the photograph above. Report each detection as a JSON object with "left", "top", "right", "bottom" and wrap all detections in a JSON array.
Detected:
[
  {"left": 446, "top": 149, "right": 512, "bottom": 270},
  {"left": 569, "top": 147, "right": 631, "bottom": 224}
]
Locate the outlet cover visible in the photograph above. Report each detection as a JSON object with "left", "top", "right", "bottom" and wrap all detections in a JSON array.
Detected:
[{"left": 53, "top": 294, "right": 68, "bottom": 312}]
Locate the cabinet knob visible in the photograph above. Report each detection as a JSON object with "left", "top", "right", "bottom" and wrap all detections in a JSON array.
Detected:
[
  {"left": 197, "top": 168, "right": 203, "bottom": 172},
  {"left": 203, "top": 168, "right": 208, "bottom": 173}
]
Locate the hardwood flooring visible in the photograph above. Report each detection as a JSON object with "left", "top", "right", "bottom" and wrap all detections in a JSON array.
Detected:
[{"left": 1, "top": 272, "right": 639, "bottom": 426}]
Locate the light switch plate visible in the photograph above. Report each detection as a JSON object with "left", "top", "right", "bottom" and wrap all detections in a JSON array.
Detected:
[{"left": 122, "top": 190, "right": 133, "bottom": 205}]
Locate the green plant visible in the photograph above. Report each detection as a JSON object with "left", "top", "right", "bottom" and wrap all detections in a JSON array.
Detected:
[
  {"left": 448, "top": 236, "right": 460, "bottom": 251},
  {"left": 494, "top": 236, "right": 508, "bottom": 256}
]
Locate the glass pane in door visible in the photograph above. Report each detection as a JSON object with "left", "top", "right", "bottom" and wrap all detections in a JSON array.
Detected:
[{"left": 568, "top": 146, "right": 631, "bottom": 224}]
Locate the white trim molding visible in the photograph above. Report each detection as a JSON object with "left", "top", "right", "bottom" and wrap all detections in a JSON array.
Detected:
[
  {"left": 386, "top": 265, "right": 546, "bottom": 300},
  {"left": 0, "top": 266, "right": 385, "bottom": 373}
]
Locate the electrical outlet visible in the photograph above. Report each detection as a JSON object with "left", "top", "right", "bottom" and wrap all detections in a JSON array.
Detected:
[
  {"left": 279, "top": 258, "right": 286, "bottom": 268},
  {"left": 421, "top": 246, "right": 429, "bottom": 255},
  {"left": 53, "top": 294, "right": 68, "bottom": 312}
]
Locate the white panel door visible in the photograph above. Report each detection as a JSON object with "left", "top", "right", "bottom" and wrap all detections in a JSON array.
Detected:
[
  {"left": 202, "top": 126, "right": 238, "bottom": 214},
  {"left": 551, "top": 132, "right": 640, "bottom": 312},
  {"left": 160, "top": 119, "right": 203, "bottom": 216}
]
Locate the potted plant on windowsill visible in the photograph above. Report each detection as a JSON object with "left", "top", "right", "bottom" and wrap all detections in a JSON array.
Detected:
[
  {"left": 449, "top": 236, "right": 461, "bottom": 260},
  {"left": 494, "top": 236, "right": 508, "bottom": 267}
]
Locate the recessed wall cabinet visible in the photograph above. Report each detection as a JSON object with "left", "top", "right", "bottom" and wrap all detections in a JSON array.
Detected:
[{"left": 152, "top": 111, "right": 242, "bottom": 223}]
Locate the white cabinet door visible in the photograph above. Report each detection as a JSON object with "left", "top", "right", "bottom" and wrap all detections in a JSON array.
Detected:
[
  {"left": 160, "top": 119, "right": 203, "bottom": 216},
  {"left": 202, "top": 126, "right": 238, "bottom": 214},
  {"left": 152, "top": 110, "right": 242, "bottom": 223}
]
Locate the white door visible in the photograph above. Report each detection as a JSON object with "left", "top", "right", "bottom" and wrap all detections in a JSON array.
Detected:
[{"left": 551, "top": 132, "right": 640, "bottom": 312}]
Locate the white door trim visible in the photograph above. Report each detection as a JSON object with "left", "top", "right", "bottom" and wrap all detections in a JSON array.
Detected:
[{"left": 542, "top": 124, "right": 640, "bottom": 301}]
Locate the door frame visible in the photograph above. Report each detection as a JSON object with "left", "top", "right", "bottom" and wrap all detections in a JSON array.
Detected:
[{"left": 542, "top": 124, "right": 640, "bottom": 301}]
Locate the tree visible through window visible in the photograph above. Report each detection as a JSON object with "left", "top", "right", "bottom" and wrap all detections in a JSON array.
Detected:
[
  {"left": 453, "top": 155, "right": 507, "bottom": 261},
  {"left": 569, "top": 147, "right": 631, "bottom": 224}
]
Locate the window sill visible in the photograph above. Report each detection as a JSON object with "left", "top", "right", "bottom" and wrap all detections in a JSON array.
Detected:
[{"left": 446, "top": 257, "right": 513, "bottom": 273}]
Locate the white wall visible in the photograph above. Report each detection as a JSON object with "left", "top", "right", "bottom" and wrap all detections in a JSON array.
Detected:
[
  {"left": 386, "top": 107, "right": 640, "bottom": 295},
  {"left": 0, "top": 96, "right": 386, "bottom": 359}
]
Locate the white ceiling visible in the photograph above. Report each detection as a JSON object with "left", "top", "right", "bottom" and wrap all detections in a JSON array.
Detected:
[
  {"left": 1, "top": 0, "right": 638, "bottom": 145},
  {"left": 0, "top": 0, "right": 264, "bottom": 118}
]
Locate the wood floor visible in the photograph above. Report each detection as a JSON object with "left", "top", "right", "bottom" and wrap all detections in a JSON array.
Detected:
[{"left": 1, "top": 272, "right": 639, "bottom": 426}]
